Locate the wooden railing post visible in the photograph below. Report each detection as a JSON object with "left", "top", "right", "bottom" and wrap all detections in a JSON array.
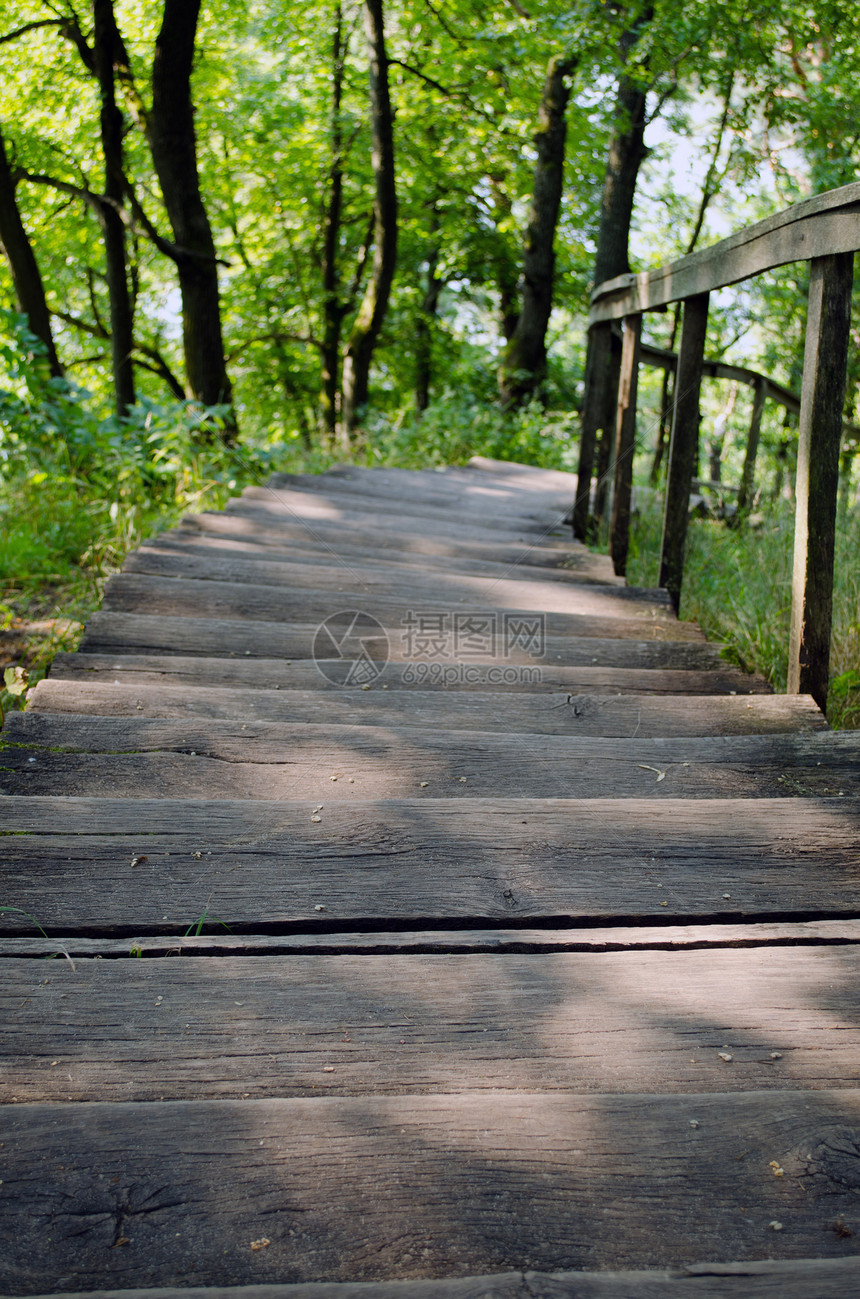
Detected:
[
  {"left": 736, "top": 375, "right": 767, "bottom": 515},
  {"left": 787, "top": 252, "right": 853, "bottom": 711},
  {"left": 592, "top": 329, "right": 623, "bottom": 537},
  {"left": 573, "top": 321, "right": 618, "bottom": 540},
  {"left": 609, "top": 313, "right": 642, "bottom": 576},
  {"left": 658, "top": 292, "right": 709, "bottom": 611},
  {"left": 573, "top": 323, "right": 608, "bottom": 539}
]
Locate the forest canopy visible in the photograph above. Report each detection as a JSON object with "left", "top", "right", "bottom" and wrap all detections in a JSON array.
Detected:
[{"left": 2, "top": 0, "right": 858, "bottom": 441}]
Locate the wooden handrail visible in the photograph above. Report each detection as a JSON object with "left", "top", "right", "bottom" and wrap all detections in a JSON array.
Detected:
[
  {"left": 574, "top": 183, "right": 860, "bottom": 712},
  {"left": 589, "top": 182, "right": 860, "bottom": 323}
]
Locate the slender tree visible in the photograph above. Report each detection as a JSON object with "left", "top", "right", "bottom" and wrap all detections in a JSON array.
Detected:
[
  {"left": 499, "top": 53, "right": 577, "bottom": 407},
  {"left": 341, "top": 0, "right": 397, "bottom": 438},
  {"left": 573, "top": 8, "right": 653, "bottom": 539},
  {"left": 149, "top": 0, "right": 235, "bottom": 430},
  {"left": 319, "top": 1, "right": 348, "bottom": 437},
  {"left": 93, "top": 0, "right": 135, "bottom": 415}
]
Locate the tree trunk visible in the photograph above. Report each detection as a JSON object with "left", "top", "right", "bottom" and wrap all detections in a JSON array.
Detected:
[
  {"left": 576, "top": 12, "right": 651, "bottom": 534},
  {"left": 149, "top": 0, "right": 235, "bottom": 433},
  {"left": 0, "top": 127, "right": 63, "bottom": 378},
  {"left": 340, "top": 0, "right": 397, "bottom": 439},
  {"left": 591, "top": 13, "right": 652, "bottom": 289},
  {"left": 93, "top": 0, "right": 135, "bottom": 416},
  {"left": 319, "top": 1, "right": 346, "bottom": 438},
  {"left": 499, "top": 54, "right": 575, "bottom": 407}
]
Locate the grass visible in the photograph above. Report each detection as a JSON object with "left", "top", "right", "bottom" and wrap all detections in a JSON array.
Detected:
[{"left": 624, "top": 489, "right": 860, "bottom": 728}]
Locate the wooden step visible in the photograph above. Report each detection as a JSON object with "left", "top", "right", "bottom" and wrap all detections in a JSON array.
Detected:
[
  {"left": 98, "top": 573, "right": 701, "bottom": 641},
  {"left": 2, "top": 796, "right": 859, "bottom": 933},
  {"left": 228, "top": 483, "right": 566, "bottom": 538},
  {"left": 74, "top": 620, "right": 722, "bottom": 675},
  {"left": 32, "top": 676, "right": 812, "bottom": 736},
  {"left": 141, "top": 529, "right": 625, "bottom": 587},
  {"left": 178, "top": 511, "right": 613, "bottom": 575},
  {"left": 123, "top": 548, "right": 660, "bottom": 617},
  {"left": 2, "top": 1091, "right": 859, "bottom": 1288},
  {"left": 3, "top": 945, "right": 860, "bottom": 1103},
  {"left": 3, "top": 716, "right": 854, "bottom": 800},
  {"left": 222, "top": 493, "right": 571, "bottom": 547}
]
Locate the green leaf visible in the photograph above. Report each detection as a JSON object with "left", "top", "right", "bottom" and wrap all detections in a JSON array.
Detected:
[
  {"left": 830, "top": 669, "right": 860, "bottom": 696},
  {"left": 3, "top": 666, "right": 29, "bottom": 697}
]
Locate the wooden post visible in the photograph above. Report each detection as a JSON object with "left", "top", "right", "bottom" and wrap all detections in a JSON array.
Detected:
[
  {"left": 659, "top": 292, "right": 709, "bottom": 611},
  {"left": 787, "top": 252, "right": 853, "bottom": 711},
  {"left": 736, "top": 375, "right": 768, "bottom": 515},
  {"left": 592, "top": 329, "right": 623, "bottom": 538},
  {"left": 573, "top": 322, "right": 611, "bottom": 539},
  {"left": 609, "top": 313, "right": 642, "bottom": 577}
]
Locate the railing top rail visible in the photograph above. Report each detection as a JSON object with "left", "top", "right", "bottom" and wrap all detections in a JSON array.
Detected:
[{"left": 589, "top": 181, "right": 860, "bottom": 325}]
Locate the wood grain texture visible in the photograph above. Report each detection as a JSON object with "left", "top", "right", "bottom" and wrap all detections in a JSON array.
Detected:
[
  {"left": 136, "top": 532, "right": 624, "bottom": 588},
  {"left": 3, "top": 946, "right": 860, "bottom": 1101},
  {"left": 589, "top": 183, "right": 860, "bottom": 321},
  {"left": 2, "top": 796, "right": 859, "bottom": 932},
  {"left": 32, "top": 677, "right": 794, "bottom": 734},
  {"left": 98, "top": 573, "right": 699, "bottom": 641},
  {"left": 45, "top": 646, "right": 769, "bottom": 691},
  {"left": 122, "top": 549, "right": 664, "bottom": 617},
  {"left": 230, "top": 479, "right": 571, "bottom": 530},
  {"left": 3, "top": 715, "right": 856, "bottom": 801},
  {"left": 77, "top": 615, "right": 717, "bottom": 670},
  {"left": 2, "top": 1091, "right": 860, "bottom": 1292},
  {"left": 16, "top": 1257, "right": 860, "bottom": 1298},
  {"left": 178, "top": 512, "right": 589, "bottom": 571},
  {"left": 220, "top": 492, "right": 567, "bottom": 546}
]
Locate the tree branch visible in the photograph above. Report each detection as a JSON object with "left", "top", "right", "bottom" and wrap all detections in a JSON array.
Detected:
[{"left": 0, "top": 18, "right": 65, "bottom": 46}]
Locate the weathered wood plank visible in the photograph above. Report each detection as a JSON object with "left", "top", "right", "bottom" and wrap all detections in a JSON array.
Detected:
[
  {"left": 221, "top": 490, "right": 565, "bottom": 545},
  {"left": 464, "top": 453, "right": 581, "bottom": 490},
  {"left": 98, "top": 574, "right": 697, "bottom": 641},
  {"left": 4, "top": 947, "right": 860, "bottom": 1102},
  {"left": 16, "top": 1256, "right": 860, "bottom": 1299},
  {"left": 589, "top": 182, "right": 860, "bottom": 321},
  {"left": 123, "top": 549, "right": 664, "bottom": 617},
  {"left": 3, "top": 715, "right": 856, "bottom": 801},
  {"left": 179, "top": 511, "right": 583, "bottom": 569},
  {"left": 259, "top": 472, "right": 570, "bottom": 521},
  {"left": 34, "top": 680, "right": 810, "bottom": 739},
  {"left": 2, "top": 796, "right": 859, "bottom": 931},
  {"left": 138, "top": 531, "right": 624, "bottom": 588},
  {"left": 77, "top": 615, "right": 714, "bottom": 667},
  {"left": 4, "top": 918, "right": 860, "bottom": 958},
  {"left": 2, "top": 1090, "right": 860, "bottom": 1291}
]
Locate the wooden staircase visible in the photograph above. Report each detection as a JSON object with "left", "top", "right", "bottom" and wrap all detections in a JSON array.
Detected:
[{"left": 1, "top": 457, "right": 859, "bottom": 1296}]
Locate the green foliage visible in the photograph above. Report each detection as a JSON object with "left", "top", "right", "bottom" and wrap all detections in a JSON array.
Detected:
[
  {"left": 360, "top": 388, "right": 579, "bottom": 470},
  {"left": 0, "top": 312, "right": 252, "bottom": 592}
]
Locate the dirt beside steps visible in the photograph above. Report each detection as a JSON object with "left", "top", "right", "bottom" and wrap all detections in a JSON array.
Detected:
[{"left": 1, "top": 456, "right": 860, "bottom": 1298}]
